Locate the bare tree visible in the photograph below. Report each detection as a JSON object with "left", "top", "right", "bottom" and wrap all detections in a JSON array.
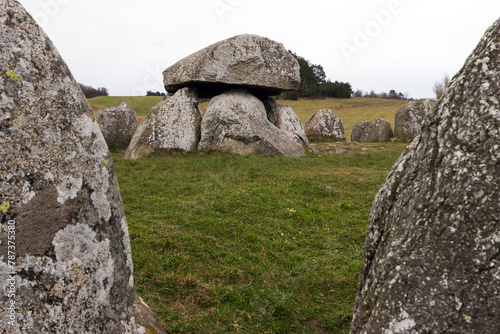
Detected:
[{"left": 433, "top": 73, "right": 450, "bottom": 99}]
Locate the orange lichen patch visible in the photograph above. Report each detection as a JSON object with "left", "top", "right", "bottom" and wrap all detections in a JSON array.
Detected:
[{"left": 91, "top": 106, "right": 100, "bottom": 116}]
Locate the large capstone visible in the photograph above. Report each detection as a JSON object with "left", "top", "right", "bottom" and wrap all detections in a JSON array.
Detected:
[
  {"left": 351, "top": 118, "right": 394, "bottom": 142},
  {"left": 163, "top": 34, "right": 300, "bottom": 98},
  {"left": 198, "top": 89, "right": 305, "bottom": 157},
  {"left": 394, "top": 98, "right": 436, "bottom": 141},
  {"left": 0, "top": 1, "right": 141, "bottom": 332},
  {"left": 124, "top": 87, "right": 202, "bottom": 159},
  {"left": 96, "top": 102, "right": 138, "bottom": 149},
  {"left": 351, "top": 18, "right": 500, "bottom": 334}
]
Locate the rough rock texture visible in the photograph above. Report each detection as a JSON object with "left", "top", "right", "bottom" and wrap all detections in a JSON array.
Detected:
[
  {"left": 163, "top": 34, "right": 300, "bottom": 98},
  {"left": 96, "top": 102, "right": 138, "bottom": 148},
  {"left": 264, "top": 98, "right": 308, "bottom": 148},
  {"left": 0, "top": 1, "right": 142, "bottom": 332},
  {"left": 124, "top": 87, "right": 202, "bottom": 159},
  {"left": 351, "top": 118, "right": 394, "bottom": 142},
  {"left": 133, "top": 291, "right": 167, "bottom": 334},
  {"left": 351, "top": 18, "right": 500, "bottom": 334},
  {"left": 304, "top": 109, "right": 346, "bottom": 141},
  {"left": 394, "top": 98, "right": 436, "bottom": 141},
  {"left": 198, "top": 89, "right": 305, "bottom": 157}
]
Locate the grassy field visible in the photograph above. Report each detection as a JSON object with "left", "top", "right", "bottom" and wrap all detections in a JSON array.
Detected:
[
  {"left": 89, "top": 96, "right": 408, "bottom": 140},
  {"left": 111, "top": 141, "right": 409, "bottom": 333},
  {"left": 88, "top": 96, "right": 162, "bottom": 115}
]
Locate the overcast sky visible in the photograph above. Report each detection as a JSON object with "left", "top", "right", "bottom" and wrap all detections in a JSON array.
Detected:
[{"left": 18, "top": 0, "right": 500, "bottom": 99}]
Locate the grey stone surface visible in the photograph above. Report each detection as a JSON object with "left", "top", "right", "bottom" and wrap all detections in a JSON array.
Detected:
[
  {"left": 264, "top": 98, "right": 308, "bottom": 149},
  {"left": 198, "top": 89, "right": 305, "bottom": 157},
  {"left": 96, "top": 102, "right": 138, "bottom": 148},
  {"left": 394, "top": 98, "right": 436, "bottom": 141},
  {"left": 133, "top": 291, "right": 167, "bottom": 334},
  {"left": 124, "top": 87, "right": 202, "bottom": 159},
  {"left": 351, "top": 18, "right": 500, "bottom": 334},
  {"left": 0, "top": 1, "right": 142, "bottom": 332},
  {"left": 351, "top": 118, "right": 394, "bottom": 142},
  {"left": 304, "top": 109, "right": 346, "bottom": 141},
  {"left": 163, "top": 34, "right": 300, "bottom": 98}
]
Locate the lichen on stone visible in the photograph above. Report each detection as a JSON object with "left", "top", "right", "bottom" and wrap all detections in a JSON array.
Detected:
[
  {"left": 351, "top": 18, "right": 500, "bottom": 334},
  {"left": 0, "top": 201, "right": 9, "bottom": 213},
  {"left": 6, "top": 70, "right": 23, "bottom": 81}
]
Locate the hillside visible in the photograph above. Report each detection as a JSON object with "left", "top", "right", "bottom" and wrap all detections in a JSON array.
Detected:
[
  {"left": 88, "top": 96, "right": 162, "bottom": 115},
  {"left": 88, "top": 96, "right": 411, "bottom": 139}
]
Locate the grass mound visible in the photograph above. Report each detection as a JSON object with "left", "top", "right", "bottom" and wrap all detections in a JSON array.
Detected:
[{"left": 113, "top": 142, "right": 408, "bottom": 333}]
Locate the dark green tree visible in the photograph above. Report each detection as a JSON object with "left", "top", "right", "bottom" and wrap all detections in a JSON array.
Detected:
[{"left": 288, "top": 51, "right": 352, "bottom": 99}]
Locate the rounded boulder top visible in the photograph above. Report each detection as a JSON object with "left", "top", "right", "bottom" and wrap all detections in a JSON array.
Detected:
[{"left": 163, "top": 34, "right": 300, "bottom": 98}]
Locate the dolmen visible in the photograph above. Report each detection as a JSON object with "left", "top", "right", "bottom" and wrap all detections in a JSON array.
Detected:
[
  {"left": 125, "top": 34, "right": 306, "bottom": 159},
  {"left": 0, "top": 1, "right": 163, "bottom": 332},
  {"left": 351, "top": 18, "right": 500, "bottom": 333}
]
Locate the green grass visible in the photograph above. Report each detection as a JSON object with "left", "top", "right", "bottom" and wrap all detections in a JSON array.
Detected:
[
  {"left": 88, "top": 96, "right": 162, "bottom": 115},
  {"left": 112, "top": 142, "right": 408, "bottom": 333}
]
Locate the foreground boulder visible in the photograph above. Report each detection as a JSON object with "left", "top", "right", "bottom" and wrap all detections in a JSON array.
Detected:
[
  {"left": 351, "top": 18, "right": 500, "bottom": 334},
  {"left": 163, "top": 34, "right": 300, "bottom": 98},
  {"left": 264, "top": 99, "right": 308, "bottom": 148},
  {"left": 304, "top": 109, "right": 346, "bottom": 141},
  {"left": 96, "top": 102, "right": 138, "bottom": 148},
  {"left": 351, "top": 118, "right": 393, "bottom": 142},
  {"left": 394, "top": 98, "right": 436, "bottom": 141},
  {"left": 198, "top": 89, "right": 305, "bottom": 157},
  {"left": 125, "top": 87, "right": 202, "bottom": 159},
  {"left": 133, "top": 291, "right": 167, "bottom": 334},
  {"left": 0, "top": 1, "right": 142, "bottom": 332}
]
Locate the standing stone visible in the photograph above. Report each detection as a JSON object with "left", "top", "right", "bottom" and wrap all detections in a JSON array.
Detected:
[
  {"left": 394, "top": 98, "right": 436, "bottom": 141},
  {"left": 264, "top": 98, "right": 308, "bottom": 149},
  {"left": 351, "top": 18, "right": 500, "bottom": 334},
  {"left": 96, "top": 102, "right": 138, "bottom": 149},
  {"left": 0, "top": 1, "right": 142, "bottom": 332},
  {"left": 351, "top": 118, "right": 394, "bottom": 142},
  {"left": 163, "top": 34, "right": 300, "bottom": 98},
  {"left": 198, "top": 89, "right": 305, "bottom": 157},
  {"left": 124, "top": 87, "right": 202, "bottom": 159},
  {"left": 304, "top": 109, "right": 346, "bottom": 141}
]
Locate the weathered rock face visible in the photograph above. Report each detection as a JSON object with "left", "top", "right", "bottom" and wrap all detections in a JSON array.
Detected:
[
  {"left": 304, "top": 109, "right": 346, "bottom": 141},
  {"left": 351, "top": 118, "right": 394, "bottom": 142},
  {"left": 198, "top": 89, "right": 305, "bottom": 157},
  {"left": 0, "top": 1, "right": 141, "bottom": 332},
  {"left": 163, "top": 34, "right": 300, "bottom": 98},
  {"left": 264, "top": 98, "right": 308, "bottom": 148},
  {"left": 351, "top": 18, "right": 500, "bottom": 334},
  {"left": 96, "top": 102, "right": 138, "bottom": 148},
  {"left": 124, "top": 87, "right": 202, "bottom": 159},
  {"left": 394, "top": 98, "right": 436, "bottom": 141},
  {"left": 133, "top": 291, "right": 167, "bottom": 334}
]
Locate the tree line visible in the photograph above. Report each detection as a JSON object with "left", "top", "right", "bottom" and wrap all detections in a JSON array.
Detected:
[
  {"left": 353, "top": 89, "right": 412, "bottom": 100},
  {"left": 79, "top": 83, "right": 109, "bottom": 99},
  {"left": 283, "top": 51, "right": 353, "bottom": 100},
  {"left": 146, "top": 91, "right": 167, "bottom": 96}
]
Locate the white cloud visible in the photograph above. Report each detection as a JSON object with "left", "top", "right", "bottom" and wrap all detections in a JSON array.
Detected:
[{"left": 18, "top": 0, "right": 500, "bottom": 98}]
